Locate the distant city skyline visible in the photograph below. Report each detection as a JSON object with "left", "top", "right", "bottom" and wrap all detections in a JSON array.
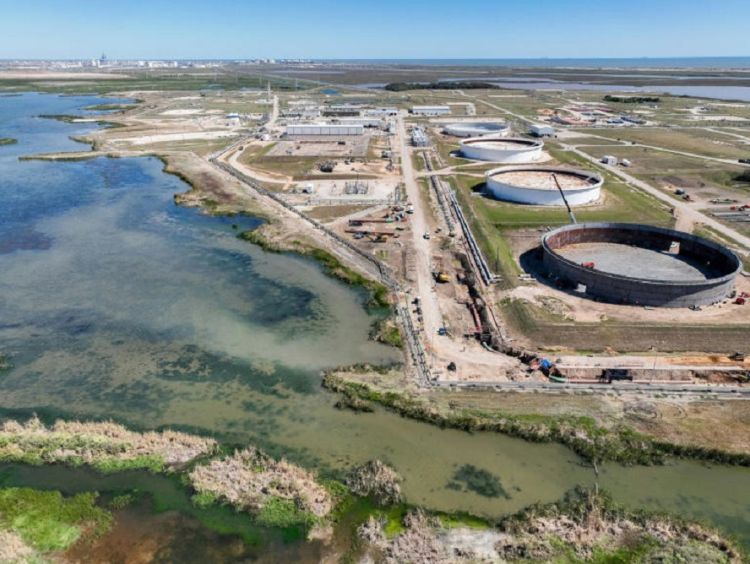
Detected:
[{"left": 1, "top": 0, "right": 748, "bottom": 60}]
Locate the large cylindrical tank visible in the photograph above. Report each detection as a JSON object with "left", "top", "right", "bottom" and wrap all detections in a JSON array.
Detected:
[
  {"left": 444, "top": 122, "right": 510, "bottom": 138},
  {"left": 460, "top": 137, "right": 543, "bottom": 163},
  {"left": 485, "top": 166, "right": 602, "bottom": 206}
]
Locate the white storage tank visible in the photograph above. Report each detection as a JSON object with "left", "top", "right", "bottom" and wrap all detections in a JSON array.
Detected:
[
  {"left": 443, "top": 122, "right": 510, "bottom": 138},
  {"left": 485, "top": 166, "right": 603, "bottom": 206},
  {"left": 460, "top": 137, "right": 544, "bottom": 163}
]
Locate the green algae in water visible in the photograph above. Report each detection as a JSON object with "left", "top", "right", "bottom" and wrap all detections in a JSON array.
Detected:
[
  {"left": 447, "top": 464, "right": 510, "bottom": 499},
  {"left": 0, "top": 487, "right": 111, "bottom": 552}
]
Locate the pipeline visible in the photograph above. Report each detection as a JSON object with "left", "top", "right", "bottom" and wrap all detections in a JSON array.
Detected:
[{"left": 447, "top": 188, "right": 501, "bottom": 286}]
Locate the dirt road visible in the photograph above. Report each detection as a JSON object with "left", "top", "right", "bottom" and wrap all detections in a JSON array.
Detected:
[
  {"left": 566, "top": 145, "right": 750, "bottom": 250},
  {"left": 395, "top": 116, "right": 521, "bottom": 378}
]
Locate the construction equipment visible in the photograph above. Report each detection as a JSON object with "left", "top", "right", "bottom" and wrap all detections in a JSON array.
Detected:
[
  {"left": 434, "top": 272, "right": 450, "bottom": 283},
  {"left": 318, "top": 161, "right": 336, "bottom": 173}
]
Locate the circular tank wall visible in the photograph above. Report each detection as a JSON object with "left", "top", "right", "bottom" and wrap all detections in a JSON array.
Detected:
[
  {"left": 443, "top": 122, "right": 510, "bottom": 138},
  {"left": 460, "top": 137, "right": 544, "bottom": 163},
  {"left": 541, "top": 223, "right": 741, "bottom": 307},
  {"left": 485, "top": 166, "right": 602, "bottom": 206}
]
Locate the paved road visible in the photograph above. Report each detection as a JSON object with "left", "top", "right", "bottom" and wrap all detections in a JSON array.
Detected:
[{"left": 434, "top": 379, "right": 750, "bottom": 395}]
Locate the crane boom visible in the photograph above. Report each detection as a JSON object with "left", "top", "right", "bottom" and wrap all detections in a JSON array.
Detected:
[{"left": 552, "top": 173, "right": 577, "bottom": 224}]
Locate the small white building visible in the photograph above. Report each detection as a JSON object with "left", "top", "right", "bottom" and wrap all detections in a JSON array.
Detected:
[
  {"left": 286, "top": 123, "right": 364, "bottom": 136},
  {"left": 600, "top": 155, "right": 618, "bottom": 166},
  {"left": 529, "top": 124, "right": 555, "bottom": 137},
  {"left": 411, "top": 105, "right": 451, "bottom": 116}
]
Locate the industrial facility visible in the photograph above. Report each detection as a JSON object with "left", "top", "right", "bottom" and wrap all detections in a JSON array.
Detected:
[
  {"left": 542, "top": 223, "right": 742, "bottom": 307},
  {"left": 411, "top": 105, "right": 451, "bottom": 116},
  {"left": 485, "top": 166, "right": 603, "bottom": 206},
  {"left": 411, "top": 126, "right": 429, "bottom": 147},
  {"left": 443, "top": 121, "right": 510, "bottom": 138},
  {"left": 459, "top": 136, "right": 544, "bottom": 163},
  {"left": 286, "top": 123, "right": 365, "bottom": 136}
]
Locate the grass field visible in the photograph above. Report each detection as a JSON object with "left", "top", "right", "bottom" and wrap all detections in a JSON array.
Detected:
[
  {"left": 237, "top": 143, "right": 317, "bottom": 179},
  {"left": 500, "top": 297, "right": 750, "bottom": 353},
  {"left": 0, "top": 70, "right": 311, "bottom": 95},
  {"left": 581, "top": 127, "right": 750, "bottom": 159},
  {"left": 579, "top": 145, "right": 750, "bottom": 197}
]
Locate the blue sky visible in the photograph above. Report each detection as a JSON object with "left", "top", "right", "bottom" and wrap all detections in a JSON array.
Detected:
[{"left": 1, "top": 0, "right": 748, "bottom": 60}]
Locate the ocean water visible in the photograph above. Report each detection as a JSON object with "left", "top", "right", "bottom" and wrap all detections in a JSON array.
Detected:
[{"left": 320, "top": 57, "right": 750, "bottom": 69}]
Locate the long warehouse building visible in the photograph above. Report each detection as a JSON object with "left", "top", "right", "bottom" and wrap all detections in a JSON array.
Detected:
[{"left": 286, "top": 123, "right": 365, "bottom": 136}]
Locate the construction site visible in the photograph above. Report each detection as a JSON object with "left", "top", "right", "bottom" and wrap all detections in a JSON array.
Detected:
[{"left": 35, "top": 78, "right": 749, "bottom": 393}]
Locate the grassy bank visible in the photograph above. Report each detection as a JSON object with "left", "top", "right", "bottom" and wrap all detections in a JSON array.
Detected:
[
  {"left": 496, "top": 487, "right": 743, "bottom": 563},
  {"left": 322, "top": 372, "right": 750, "bottom": 467},
  {"left": 355, "top": 486, "right": 743, "bottom": 563},
  {"left": 238, "top": 227, "right": 390, "bottom": 309},
  {"left": 0, "top": 417, "right": 217, "bottom": 473}
]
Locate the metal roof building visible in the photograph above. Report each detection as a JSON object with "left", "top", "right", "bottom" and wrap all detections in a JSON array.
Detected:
[
  {"left": 286, "top": 123, "right": 364, "bottom": 136},
  {"left": 529, "top": 123, "right": 555, "bottom": 137},
  {"left": 411, "top": 105, "right": 451, "bottom": 116}
]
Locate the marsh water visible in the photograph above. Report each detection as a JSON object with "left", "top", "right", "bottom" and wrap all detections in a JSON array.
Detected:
[{"left": 1, "top": 93, "right": 749, "bottom": 556}]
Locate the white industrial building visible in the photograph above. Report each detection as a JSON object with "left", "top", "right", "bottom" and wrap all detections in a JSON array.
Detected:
[
  {"left": 286, "top": 123, "right": 365, "bottom": 136},
  {"left": 411, "top": 105, "right": 451, "bottom": 116},
  {"left": 600, "top": 155, "right": 618, "bottom": 165},
  {"left": 485, "top": 166, "right": 602, "bottom": 206},
  {"left": 529, "top": 123, "right": 555, "bottom": 137},
  {"left": 333, "top": 117, "right": 384, "bottom": 128},
  {"left": 460, "top": 137, "right": 544, "bottom": 163}
]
